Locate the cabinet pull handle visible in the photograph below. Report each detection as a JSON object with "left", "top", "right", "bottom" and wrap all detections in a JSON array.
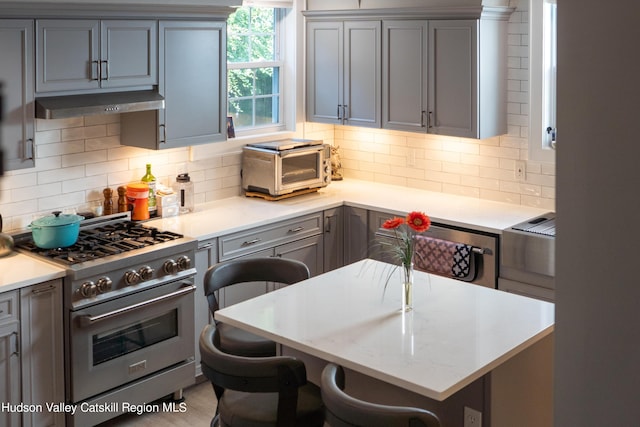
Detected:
[
  {"left": 242, "top": 238, "right": 261, "bottom": 246},
  {"left": 199, "top": 242, "right": 213, "bottom": 250},
  {"left": 343, "top": 105, "right": 348, "bottom": 120},
  {"left": 11, "top": 331, "right": 19, "bottom": 356},
  {"left": 25, "top": 138, "right": 34, "bottom": 160},
  {"left": 421, "top": 111, "right": 426, "bottom": 128},
  {"left": 31, "top": 284, "right": 56, "bottom": 295},
  {"left": 289, "top": 226, "right": 304, "bottom": 233},
  {"left": 428, "top": 111, "right": 434, "bottom": 129},
  {"left": 92, "top": 60, "right": 100, "bottom": 81},
  {"left": 337, "top": 104, "right": 342, "bottom": 120},
  {"left": 78, "top": 284, "right": 195, "bottom": 327},
  {"left": 159, "top": 124, "right": 167, "bottom": 144},
  {"left": 325, "top": 217, "right": 331, "bottom": 233},
  {"left": 101, "top": 60, "right": 109, "bottom": 81}
]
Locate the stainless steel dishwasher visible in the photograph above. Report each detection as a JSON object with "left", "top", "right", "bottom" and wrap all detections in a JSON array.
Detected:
[{"left": 369, "top": 210, "right": 499, "bottom": 288}]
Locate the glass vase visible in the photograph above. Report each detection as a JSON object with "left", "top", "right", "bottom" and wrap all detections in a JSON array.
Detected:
[{"left": 401, "top": 262, "right": 414, "bottom": 312}]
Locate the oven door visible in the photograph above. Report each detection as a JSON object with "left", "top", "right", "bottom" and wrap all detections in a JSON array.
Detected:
[
  {"left": 69, "top": 279, "right": 195, "bottom": 402},
  {"left": 277, "top": 145, "right": 327, "bottom": 193}
]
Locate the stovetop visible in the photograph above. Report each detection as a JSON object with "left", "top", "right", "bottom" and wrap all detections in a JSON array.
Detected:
[{"left": 16, "top": 221, "right": 183, "bottom": 266}]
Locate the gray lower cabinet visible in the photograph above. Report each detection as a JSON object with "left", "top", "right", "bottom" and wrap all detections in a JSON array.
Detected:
[
  {"left": 217, "top": 213, "right": 324, "bottom": 308},
  {"left": 0, "top": 280, "right": 63, "bottom": 427},
  {"left": 35, "top": 19, "right": 157, "bottom": 93},
  {"left": 306, "top": 20, "right": 381, "bottom": 127},
  {"left": 121, "top": 20, "right": 227, "bottom": 149},
  {"left": 194, "top": 238, "right": 217, "bottom": 377},
  {"left": 344, "top": 206, "right": 369, "bottom": 265},
  {"left": 0, "top": 291, "right": 20, "bottom": 427},
  {"left": 0, "top": 19, "right": 35, "bottom": 172},
  {"left": 323, "top": 207, "right": 344, "bottom": 272},
  {"left": 20, "top": 280, "right": 64, "bottom": 427}
]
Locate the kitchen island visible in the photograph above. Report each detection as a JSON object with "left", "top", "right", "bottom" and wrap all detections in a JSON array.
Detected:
[{"left": 215, "top": 259, "right": 554, "bottom": 427}]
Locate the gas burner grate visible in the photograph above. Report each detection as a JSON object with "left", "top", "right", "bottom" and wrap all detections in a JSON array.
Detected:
[{"left": 15, "top": 220, "right": 184, "bottom": 266}]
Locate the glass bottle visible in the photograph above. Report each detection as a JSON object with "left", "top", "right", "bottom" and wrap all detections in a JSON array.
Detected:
[
  {"left": 141, "top": 163, "right": 157, "bottom": 217},
  {"left": 173, "top": 173, "right": 194, "bottom": 214}
]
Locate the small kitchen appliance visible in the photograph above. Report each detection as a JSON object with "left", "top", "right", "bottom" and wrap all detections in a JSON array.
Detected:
[
  {"left": 14, "top": 212, "right": 197, "bottom": 426},
  {"left": 242, "top": 139, "right": 331, "bottom": 197}
]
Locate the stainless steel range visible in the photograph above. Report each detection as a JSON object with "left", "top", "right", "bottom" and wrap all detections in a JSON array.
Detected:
[{"left": 14, "top": 212, "right": 197, "bottom": 426}]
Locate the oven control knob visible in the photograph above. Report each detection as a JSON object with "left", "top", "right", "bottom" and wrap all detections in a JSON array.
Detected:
[
  {"left": 138, "top": 266, "right": 155, "bottom": 281},
  {"left": 177, "top": 255, "right": 192, "bottom": 271},
  {"left": 163, "top": 259, "right": 179, "bottom": 275},
  {"left": 96, "top": 277, "right": 113, "bottom": 293},
  {"left": 80, "top": 281, "right": 97, "bottom": 298},
  {"left": 125, "top": 270, "right": 141, "bottom": 285}
]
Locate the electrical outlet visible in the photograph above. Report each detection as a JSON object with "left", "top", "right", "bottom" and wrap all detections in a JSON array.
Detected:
[
  {"left": 515, "top": 160, "right": 526, "bottom": 181},
  {"left": 464, "top": 406, "right": 482, "bottom": 427}
]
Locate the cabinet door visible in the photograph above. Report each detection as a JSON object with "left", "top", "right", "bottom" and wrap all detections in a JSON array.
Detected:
[
  {"left": 368, "top": 209, "right": 401, "bottom": 264},
  {"left": 382, "top": 20, "right": 428, "bottom": 132},
  {"left": 344, "top": 206, "right": 368, "bottom": 265},
  {"left": 100, "top": 20, "right": 157, "bottom": 88},
  {"left": 323, "top": 207, "right": 344, "bottom": 272},
  {"left": 36, "top": 19, "right": 100, "bottom": 92},
  {"left": 195, "top": 239, "right": 217, "bottom": 377},
  {"left": 428, "top": 20, "right": 478, "bottom": 138},
  {"left": 344, "top": 20, "right": 381, "bottom": 128},
  {"left": 20, "top": 281, "right": 64, "bottom": 427},
  {"left": 306, "top": 21, "right": 343, "bottom": 124},
  {"left": 276, "top": 234, "right": 324, "bottom": 279},
  {"left": 221, "top": 248, "right": 273, "bottom": 308},
  {"left": 159, "top": 21, "right": 226, "bottom": 148},
  {"left": 0, "top": 290, "right": 20, "bottom": 427},
  {"left": 0, "top": 20, "right": 35, "bottom": 171}
]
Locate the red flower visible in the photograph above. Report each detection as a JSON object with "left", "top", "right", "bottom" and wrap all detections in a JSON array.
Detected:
[
  {"left": 382, "top": 217, "right": 404, "bottom": 230},
  {"left": 406, "top": 211, "right": 430, "bottom": 233}
]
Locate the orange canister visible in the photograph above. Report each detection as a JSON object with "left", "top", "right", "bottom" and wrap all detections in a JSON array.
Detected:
[{"left": 126, "top": 182, "right": 150, "bottom": 220}]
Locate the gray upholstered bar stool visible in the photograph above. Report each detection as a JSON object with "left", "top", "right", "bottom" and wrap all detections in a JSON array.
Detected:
[
  {"left": 199, "top": 323, "right": 324, "bottom": 427},
  {"left": 321, "top": 363, "right": 441, "bottom": 427},
  {"left": 204, "top": 257, "right": 310, "bottom": 358}
]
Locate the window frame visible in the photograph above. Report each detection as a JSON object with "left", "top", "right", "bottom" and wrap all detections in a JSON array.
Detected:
[
  {"left": 226, "top": 6, "right": 290, "bottom": 137},
  {"left": 529, "top": 0, "right": 557, "bottom": 163}
]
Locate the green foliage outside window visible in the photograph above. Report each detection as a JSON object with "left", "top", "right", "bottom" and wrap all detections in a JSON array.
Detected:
[{"left": 227, "top": 7, "right": 281, "bottom": 129}]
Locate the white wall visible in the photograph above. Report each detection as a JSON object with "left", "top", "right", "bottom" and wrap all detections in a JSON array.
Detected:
[{"left": 555, "top": 0, "right": 640, "bottom": 425}]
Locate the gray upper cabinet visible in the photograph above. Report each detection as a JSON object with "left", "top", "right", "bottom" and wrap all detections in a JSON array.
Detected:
[
  {"left": 306, "top": 20, "right": 381, "bottom": 128},
  {"left": 428, "top": 19, "right": 507, "bottom": 139},
  {"left": 0, "top": 19, "right": 35, "bottom": 171},
  {"left": 121, "top": 20, "right": 226, "bottom": 149},
  {"left": 305, "top": 7, "right": 511, "bottom": 139},
  {"left": 35, "top": 19, "right": 157, "bottom": 93},
  {"left": 382, "top": 20, "right": 428, "bottom": 132}
]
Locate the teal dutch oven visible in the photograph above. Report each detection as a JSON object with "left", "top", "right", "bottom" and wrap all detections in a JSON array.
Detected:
[{"left": 30, "top": 211, "right": 84, "bottom": 249}]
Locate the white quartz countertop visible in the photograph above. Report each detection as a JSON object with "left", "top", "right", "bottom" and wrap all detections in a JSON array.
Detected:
[
  {"left": 0, "top": 252, "right": 66, "bottom": 292},
  {"left": 215, "top": 259, "right": 555, "bottom": 401},
  {"left": 1, "top": 179, "right": 550, "bottom": 291},
  {"left": 146, "top": 179, "right": 550, "bottom": 240}
]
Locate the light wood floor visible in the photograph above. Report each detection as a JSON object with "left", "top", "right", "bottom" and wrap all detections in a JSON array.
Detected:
[{"left": 97, "top": 379, "right": 217, "bottom": 427}]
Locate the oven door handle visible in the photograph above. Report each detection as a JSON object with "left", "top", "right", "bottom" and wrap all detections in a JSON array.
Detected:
[{"left": 77, "top": 284, "right": 196, "bottom": 327}]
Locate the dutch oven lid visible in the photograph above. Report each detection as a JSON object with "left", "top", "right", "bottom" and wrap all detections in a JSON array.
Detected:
[{"left": 31, "top": 211, "right": 85, "bottom": 227}]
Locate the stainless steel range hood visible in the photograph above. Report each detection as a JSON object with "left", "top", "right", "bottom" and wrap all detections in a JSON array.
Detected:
[{"left": 35, "top": 90, "right": 165, "bottom": 119}]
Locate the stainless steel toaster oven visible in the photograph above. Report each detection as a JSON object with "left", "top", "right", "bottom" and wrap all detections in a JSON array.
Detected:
[{"left": 241, "top": 139, "right": 331, "bottom": 197}]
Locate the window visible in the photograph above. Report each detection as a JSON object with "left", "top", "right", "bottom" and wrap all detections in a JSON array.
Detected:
[
  {"left": 227, "top": 7, "right": 285, "bottom": 134},
  {"left": 530, "top": 0, "right": 557, "bottom": 162}
]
